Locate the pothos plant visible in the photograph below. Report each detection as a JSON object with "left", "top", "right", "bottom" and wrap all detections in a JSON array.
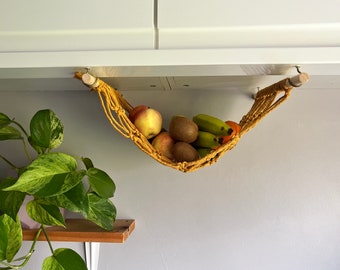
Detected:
[{"left": 0, "top": 109, "right": 116, "bottom": 270}]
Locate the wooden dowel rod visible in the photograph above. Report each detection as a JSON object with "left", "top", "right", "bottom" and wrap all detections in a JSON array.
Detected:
[
  {"left": 82, "top": 73, "right": 99, "bottom": 87},
  {"left": 286, "top": 72, "right": 310, "bottom": 87}
]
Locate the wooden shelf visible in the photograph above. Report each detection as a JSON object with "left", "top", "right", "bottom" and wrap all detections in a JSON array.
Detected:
[{"left": 22, "top": 219, "right": 135, "bottom": 243}]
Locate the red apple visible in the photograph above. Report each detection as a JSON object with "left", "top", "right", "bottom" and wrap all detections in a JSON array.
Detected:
[
  {"left": 152, "top": 131, "right": 175, "bottom": 160},
  {"left": 129, "top": 105, "right": 162, "bottom": 139}
]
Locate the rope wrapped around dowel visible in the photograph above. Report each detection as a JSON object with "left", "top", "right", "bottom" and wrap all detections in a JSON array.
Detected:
[{"left": 74, "top": 71, "right": 308, "bottom": 172}]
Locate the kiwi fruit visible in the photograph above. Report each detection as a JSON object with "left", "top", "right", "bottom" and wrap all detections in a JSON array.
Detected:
[
  {"left": 169, "top": 115, "right": 199, "bottom": 143},
  {"left": 172, "top": 142, "right": 200, "bottom": 162}
]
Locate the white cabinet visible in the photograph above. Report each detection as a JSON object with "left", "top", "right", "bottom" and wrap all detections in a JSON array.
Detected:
[
  {"left": 158, "top": 0, "right": 340, "bottom": 49},
  {"left": 0, "top": 0, "right": 340, "bottom": 91},
  {"left": 0, "top": 0, "right": 154, "bottom": 52}
]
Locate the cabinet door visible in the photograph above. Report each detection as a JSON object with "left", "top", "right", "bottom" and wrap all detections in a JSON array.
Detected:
[
  {"left": 158, "top": 0, "right": 340, "bottom": 49},
  {"left": 0, "top": 0, "right": 154, "bottom": 52}
]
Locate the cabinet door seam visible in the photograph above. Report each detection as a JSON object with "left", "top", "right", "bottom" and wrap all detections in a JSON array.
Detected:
[{"left": 154, "top": 0, "right": 159, "bottom": 49}]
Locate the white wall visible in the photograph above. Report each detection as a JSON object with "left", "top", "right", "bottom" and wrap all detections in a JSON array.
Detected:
[{"left": 1, "top": 82, "right": 339, "bottom": 269}]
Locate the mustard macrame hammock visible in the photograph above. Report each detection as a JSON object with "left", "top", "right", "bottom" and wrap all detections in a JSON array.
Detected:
[{"left": 75, "top": 71, "right": 309, "bottom": 172}]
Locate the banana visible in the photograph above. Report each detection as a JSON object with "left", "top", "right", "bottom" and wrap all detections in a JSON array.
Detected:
[
  {"left": 192, "top": 114, "right": 232, "bottom": 136},
  {"left": 192, "top": 131, "right": 221, "bottom": 149},
  {"left": 196, "top": 148, "right": 212, "bottom": 158}
]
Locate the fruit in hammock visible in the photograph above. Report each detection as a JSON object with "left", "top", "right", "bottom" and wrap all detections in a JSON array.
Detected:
[
  {"left": 192, "top": 114, "right": 233, "bottom": 136},
  {"left": 172, "top": 142, "right": 200, "bottom": 162},
  {"left": 128, "top": 105, "right": 148, "bottom": 121},
  {"left": 169, "top": 115, "right": 199, "bottom": 143},
  {"left": 196, "top": 148, "right": 212, "bottom": 158},
  {"left": 152, "top": 131, "right": 175, "bottom": 160},
  {"left": 218, "top": 121, "right": 241, "bottom": 144},
  {"left": 128, "top": 105, "right": 162, "bottom": 139},
  {"left": 226, "top": 120, "right": 241, "bottom": 134},
  {"left": 192, "top": 131, "right": 221, "bottom": 149}
]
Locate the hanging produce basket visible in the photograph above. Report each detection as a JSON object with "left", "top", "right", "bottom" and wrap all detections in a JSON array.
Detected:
[{"left": 74, "top": 71, "right": 309, "bottom": 172}]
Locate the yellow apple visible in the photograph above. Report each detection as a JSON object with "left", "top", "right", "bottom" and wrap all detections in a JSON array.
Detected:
[{"left": 129, "top": 105, "right": 162, "bottom": 139}]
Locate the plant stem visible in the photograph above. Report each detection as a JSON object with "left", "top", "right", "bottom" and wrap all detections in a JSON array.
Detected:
[
  {"left": 11, "top": 120, "right": 33, "bottom": 162},
  {"left": 11, "top": 120, "right": 29, "bottom": 139},
  {"left": 0, "top": 227, "right": 42, "bottom": 269},
  {"left": 28, "top": 227, "right": 42, "bottom": 257},
  {"left": 41, "top": 225, "right": 55, "bottom": 255},
  {"left": 21, "top": 139, "right": 33, "bottom": 162},
  {"left": 0, "top": 154, "right": 19, "bottom": 172}
]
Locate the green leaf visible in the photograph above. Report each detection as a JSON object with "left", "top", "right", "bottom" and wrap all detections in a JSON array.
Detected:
[
  {"left": 5, "top": 216, "right": 22, "bottom": 263},
  {"left": 0, "top": 126, "right": 22, "bottom": 140},
  {"left": 0, "top": 177, "right": 26, "bottom": 220},
  {"left": 87, "top": 193, "right": 116, "bottom": 231},
  {"left": 81, "top": 157, "right": 94, "bottom": 170},
  {"left": 28, "top": 136, "right": 47, "bottom": 154},
  {"left": 42, "top": 257, "right": 65, "bottom": 270},
  {"left": 0, "top": 216, "right": 8, "bottom": 261},
  {"left": 26, "top": 199, "right": 65, "bottom": 227},
  {"left": 42, "top": 248, "right": 87, "bottom": 270},
  {"left": 0, "top": 113, "right": 11, "bottom": 129},
  {"left": 4, "top": 153, "right": 86, "bottom": 197},
  {"left": 29, "top": 109, "right": 64, "bottom": 150},
  {"left": 45, "top": 183, "right": 89, "bottom": 218},
  {"left": 87, "top": 168, "right": 115, "bottom": 199},
  {"left": 0, "top": 214, "right": 22, "bottom": 263}
]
